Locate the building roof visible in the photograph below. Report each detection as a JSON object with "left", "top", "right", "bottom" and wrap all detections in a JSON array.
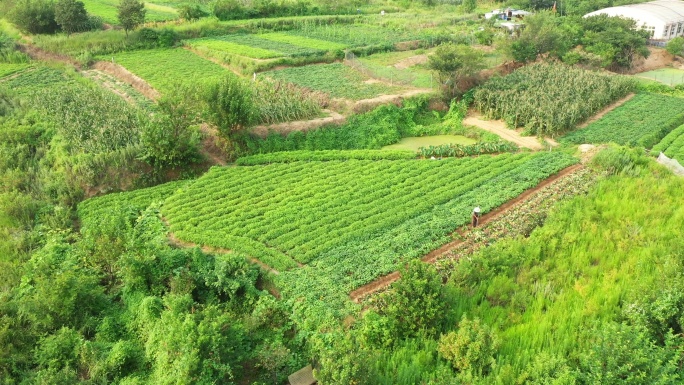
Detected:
[
  {"left": 288, "top": 365, "right": 316, "bottom": 385},
  {"left": 585, "top": 0, "right": 684, "bottom": 24}
]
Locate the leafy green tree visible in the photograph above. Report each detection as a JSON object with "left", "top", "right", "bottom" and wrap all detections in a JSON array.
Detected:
[
  {"left": 117, "top": 0, "right": 145, "bottom": 36},
  {"left": 506, "top": 11, "right": 575, "bottom": 63},
  {"left": 255, "top": 340, "right": 291, "bottom": 385},
  {"left": 428, "top": 43, "right": 485, "bottom": 100},
  {"left": 438, "top": 316, "right": 499, "bottom": 376},
  {"left": 54, "top": 0, "right": 88, "bottom": 36},
  {"left": 462, "top": 0, "right": 476, "bottom": 13},
  {"left": 178, "top": 3, "right": 207, "bottom": 20},
  {"left": 9, "top": 0, "right": 60, "bottom": 34},
  {"left": 139, "top": 90, "right": 201, "bottom": 169},
  {"left": 581, "top": 14, "right": 650, "bottom": 70},
  {"left": 666, "top": 36, "right": 684, "bottom": 57},
  {"left": 380, "top": 260, "right": 448, "bottom": 339},
  {"left": 203, "top": 75, "right": 256, "bottom": 139}
]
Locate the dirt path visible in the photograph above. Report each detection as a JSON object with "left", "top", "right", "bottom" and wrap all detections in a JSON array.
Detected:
[
  {"left": 352, "top": 88, "right": 435, "bottom": 113},
  {"left": 251, "top": 109, "right": 346, "bottom": 137},
  {"left": 463, "top": 114, "right": 550, "bottom": 150},
  {"left": 577, "top": 93, "right": 635, "bottom": 129},
  {"left": 18, "top": 43, "right": 81, "bottom": 68},
  {"left": 92, "top": 61, "right": 160, "bottom": 100},
  {"left": 349, "top": 163, "right": 583, "bottom": 302}
]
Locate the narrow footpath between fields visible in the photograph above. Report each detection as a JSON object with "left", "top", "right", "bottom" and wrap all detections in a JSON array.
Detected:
[{"left": 349, "top": 163, "right": 584, "bottom": 303}]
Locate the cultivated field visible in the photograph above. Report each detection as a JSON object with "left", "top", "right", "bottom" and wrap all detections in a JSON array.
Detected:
[
  {"left": 652, "top": 123, "right": 684, "bottom": 162},
  {"left": 563, "top": 93, "right": 684, "bottom": 148}
]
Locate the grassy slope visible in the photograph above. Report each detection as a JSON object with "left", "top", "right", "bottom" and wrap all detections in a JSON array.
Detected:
[{"left": 449, "top": 168, "right": 684, "bottom": 373}]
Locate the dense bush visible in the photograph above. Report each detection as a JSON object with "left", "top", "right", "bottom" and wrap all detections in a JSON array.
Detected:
[{"left": 9, "top": 0, "right": 60, "bottom": 34}]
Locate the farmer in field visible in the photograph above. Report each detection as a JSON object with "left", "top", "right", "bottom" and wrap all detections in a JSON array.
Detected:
[{"left": 472, "top": 206, "right": 481, "bottom": 228}]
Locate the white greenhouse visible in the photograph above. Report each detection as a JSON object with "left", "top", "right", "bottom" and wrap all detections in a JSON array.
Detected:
[{"left": 584, "top": 0, "right": 684, "bottom": 40}]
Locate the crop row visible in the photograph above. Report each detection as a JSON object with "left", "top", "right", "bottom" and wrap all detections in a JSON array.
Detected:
[
  {"left": 562, "top": 93, "right": 684, "bottom": 148},
  {"left": 0, "top": 63, "right": 30, "bottom": 79},
  {"left": 264, "top": 63, "right": 403, "bottom": 100},
  {"left": 163, "top": 153, "right": 576, "bottom": 270},
  {"left": 419, "top": 142, "right": 518, "bottom": 158},
  {"left": 235, "top": 150, "right": 416, "bottom": 165},
  {"left": 474, "top": 63, "right": 634, "bottom": 136},
  {"left": 185, "top": 38, "right": 283, "bottom": 59},
  {"left": 287, "top": 23, "right": 444, "bottom": 47},
  {"left": 111, "top": 48, "right": 230, "bottom": 93},
  {"left": 652, "top": 123, "right": 684, "bottom": 163},
  {"left": 275, "top": 151, "right": 578, "bottom": 321}
]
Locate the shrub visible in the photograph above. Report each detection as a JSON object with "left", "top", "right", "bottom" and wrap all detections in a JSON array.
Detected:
[{"left": 9, "top": 0, "right": 60, "bottom": 35}]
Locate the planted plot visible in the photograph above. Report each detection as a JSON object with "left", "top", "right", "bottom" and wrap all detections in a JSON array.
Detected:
[
  {"left": 264, "top": 63, "right": 403, "bottom": 100},
  {"left": 563, "top": 93, "right": 684, "bottom": 148},
  {"left": 111, "top": 49, "right": 230, "bottom": 93},
  {"left": 635, "top": 68, "right": 684, "bottom": 86},
  {"left": 163, "top": 152, "right": 577, "bottom": 270},
  {"left": 81, "top": 0, "right": 177, "bottom": 24},
  {"left": 474, "top": 63, "right": 634, "bottom": 136},
  {"left": 259, "top": 32, "right": 347, "bottom": 52},
  {"left": 185, "top": 38, "right": 283, "bottom": 59},
  {"left": 287, "top": 24, "right": 441, "bottom": 47},
  {"left": 652, "top": 124, "right": 684, "bottom": 162},
  {"left": 1, "top": 66, "right": 73, "bottom": 94},
  {"left": 274, "top": 152, "right": 577, "bottom": 319},
  {"left": 0, "top": 63, "right": 30, "bottom": 79}
]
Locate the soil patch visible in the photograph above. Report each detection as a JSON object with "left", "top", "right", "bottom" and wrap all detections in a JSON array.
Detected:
[
  {"left": 93, "top": 61, "right": 160, "bottom": 100},
  {"left": 463, "top": 113, "right": 552, "bottom": 150},
  {"left": 394, "top": 54, "right": 429, "bottom": 69},
  {"left": 626, "top": 47, "right": 673, "bottom": 74},
  {"left": 251, "top": 109, "right": 346, "bottom": 137}
]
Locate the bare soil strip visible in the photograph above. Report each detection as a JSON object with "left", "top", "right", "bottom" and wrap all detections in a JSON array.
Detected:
[
  {"left": 349, "top": 163, "right": 584, "bottom": 302},
  {"left": 251, "top": 109, "right": 346, "bottom": 137},
  {"left": 92, "top": 61, "right": 160, "bottom": 100},
  {"left": 18, "top": 43, "right": 81, "bottom": 68},
  {"left": 577, "top": 93, "right": 635, "bottom": 129},
  {"left": 463, "top": 114, "right": 547, "bottom": 150}
]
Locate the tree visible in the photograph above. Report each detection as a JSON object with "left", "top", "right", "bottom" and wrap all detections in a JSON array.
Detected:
[
  {"left": 462, "top": 0, "right": 476, "bottom": 13},
  {"left": 255, "top": 340, "right": 291, "bottom": 385},
  {"left": 581, "top": 15, "right": 650, "bottom": 70},
  {"left": 666, "top": 36, "right": 684, "bottom": 57},
  {"left": 203, "top": 75, "right": 256, "bottom": 139},
  {"left": 117, "top": 0, "right": 145, "bottom": 36},
  {"left": 437, "top": 316, "right": 499, "bottom": 377},
  {"left": 9, "top": 0, "right": 60, "bottom": 34},
  {"left": 428, "top": 43, "right": 485, "bottom": 100},
  {"left": 380, "top": 260, "right": 448, "bottom": 339},
  {"left": 506, "top": 11, "right": 576, "bottom": 63},
  {"left": 54, "top": 0, "right": 88, "bottom": 36}
]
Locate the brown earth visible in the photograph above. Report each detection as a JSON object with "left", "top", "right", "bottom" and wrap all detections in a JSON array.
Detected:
[
  {"left": 18, "top": 43, "right": 81, "bottom": 68},
  {"left": 349, "top": 163, "right": 584, "bottom": 302},
  {"left": 393, "top": 54, "right": 429, "bottom": 69},
  {"left": 627, "top": 47, "right": 674, "bottom": 74},
  {"left": 462, "top": 114, "right": 551, "bottom": 150},
  {"left": 93, "top": 61, "right": 160, "bottom": 100},
  {"left": 251, "top": 109, "right": 346, "bottom": 137}
]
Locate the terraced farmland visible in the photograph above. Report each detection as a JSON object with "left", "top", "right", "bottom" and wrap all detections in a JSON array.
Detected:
[
  {"left": 264, "top": 63, "right": 404, "bottom": 99},
  {"left": 563, "top": 93, "right": 684, "bottom": 148},
  {"left": 652, "top": 123, "right": 684, "bottom": 162},
  {"left": 111, "top": 48, "right": 231, "bottom": 93},
  {"left": 163, "top": 152, "right": 577, "bottom": 272}
]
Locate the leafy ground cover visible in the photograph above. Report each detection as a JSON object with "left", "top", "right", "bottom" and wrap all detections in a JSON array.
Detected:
[
  {"left": 163, "top": 152, "right": 577, "bottom": 272},
  {"left": 652, "top": 123, "right": 684, "bottom": 162},
  {"left": 263, "top": 63, "right": 403, "bottom": 99},
  {"left": 81, "top": 0, "right": 178, "bottom": 24},
  {"left": 562, "top": 93, "right": 684, "bottom": 147},
  {"left": 275, "top": 151, "right": 577, "bottom": 322},
  {"left": 110, "top": 48, "right": 230, "bottom": 93},
  {"left": 235, "top": 149, "right": 416, "bottom": 165},
  {"left": 0, "top": 63, "right": 30, "bottom": 79},
  {"left": 0, "top": 66, "right": 73, "bottom": 94},
  {"left": 382, "top": 135, "right": 476, "bottom": 151},
  {"left": 474, "top": 62, "right": 634, "bottom": 136},
  {"left": 635, "top": 67, "right": 684, "bottom": 86},
  {"left": 286, "top": 23, "right": 443, "bottom": 47},
  {"left": 259, "top": 32, "right": 347, "bottom": 51},
  {"left": 185, "top": 37, "right": 283, "bottom": 59}
]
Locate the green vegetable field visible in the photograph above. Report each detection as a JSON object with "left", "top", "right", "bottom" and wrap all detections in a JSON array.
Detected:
[
  {"left": 264, "top": 63, "right": 404, "bottom": 99},
  {"left": 80, "top": 0, "right": 178, "bottom": 24},
  {"left": 163, "top": 152, "right": 577, "bottom": 270},
  {"left": 563, "top": 93, "right": 684, "bottom": 147},
  {"left": 652, "top": 123, "right": 684, "bottom": 162},
  {"left": 111, "top": 49, "right": 231, "bottom": 93}
]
